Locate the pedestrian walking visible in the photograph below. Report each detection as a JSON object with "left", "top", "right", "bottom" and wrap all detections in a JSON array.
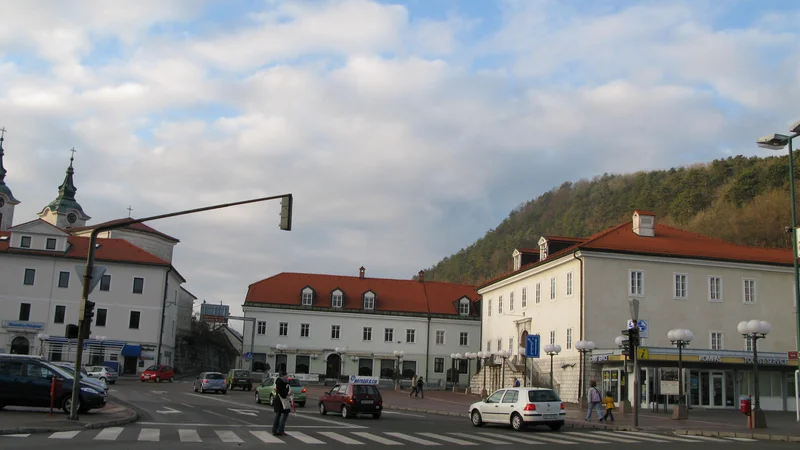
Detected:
[
  {"left": 513, "top": 377, "right": 521, "bottom": 387},
  {"left": 272, "top": 371, "right": 291, "bottom": 436},
  {"left": 585, "top": 380, "right": 603, "bottom": 421},
  {"left": 409, "top": 374, "right": 418, "bottom": 397},
  {"left": 600, "top": 391, "right": 615, "bottom": 422},
  {"left": 415, "top": 376, "right": 425, "bottom": 398}
]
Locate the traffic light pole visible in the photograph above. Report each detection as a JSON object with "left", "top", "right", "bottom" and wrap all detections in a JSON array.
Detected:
[
  {"left": 631, "top": 327, "right": 640, "bottom": 428},
  {"left": 67, "top": 193, "right": 293, "bottom": 420}
]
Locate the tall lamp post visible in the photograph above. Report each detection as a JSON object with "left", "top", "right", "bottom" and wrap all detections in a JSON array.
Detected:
[
  {"left": 543, "top": 344, "right": 562, "bottom": 390},
  {"left": 275, "top": 344, "right": 288, "bottom": 374},
  {"left": 615, "top": 335, "right": 631, "bottom": 413},
  {"left": 575, "top": 340, "right": 596, "bottom": 408},
  {"left": 392, "top": 350, "right": 404, "bottom": 390},
  {"left": 667, "top": 328, "right": 693, "bottom": 420},
  {"left": 738, "top": 320, "right": 771, "bottom": 429},
  {"left": 450, "top": 353, "right": 463, "bottom": 391},
  {"left": 757, "top": 123, "right": 800, "bottom": 423},
  {"left": 465, "top": 352, "right": 477, "bottom": 394},
  {"left": 334, "top": 347, "right": 348, "bottom": 381},
  {"left": 478, "top": 351, "right": 490, "bottom": 397},
  {"left": 95, "top": 335, "right": 107, "bottom": 365},
  {"left": 497, "top": 350, "right": 509, "bottom": 388},
  {"left": 37, "top": 333, "right": 49, "bottom": 357}
]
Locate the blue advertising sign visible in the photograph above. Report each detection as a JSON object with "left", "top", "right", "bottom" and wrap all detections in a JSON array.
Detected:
[{"left": 525, "top": 334, "right": 541, "bottom": 358}]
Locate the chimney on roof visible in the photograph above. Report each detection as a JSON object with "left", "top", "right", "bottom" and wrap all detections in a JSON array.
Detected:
[
  {"left": 633, "top": 210, "right": 656, "bottom": 237},
  {"left": 359, "top": 266, "right": 365, "bottom": 279},
  {"left": 418, "top": 270, "right": 424, "bottom": 282}
]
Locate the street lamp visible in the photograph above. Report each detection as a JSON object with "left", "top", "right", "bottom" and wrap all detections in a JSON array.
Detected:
[
  {"left": 449, "top": 353, "right": 460, "bottom": 389},
  {"left": 496, "top": 350, "right": 509, "bottom": 389},
  {"left": 615, "top": 335, "right": 631, "bottom": 411},
  {"left": 392, "top": 350, "right": 404, "bottom": 389},
  {"left": 667, "top": 328, "right": 694, "bottom": 420},
  {"left": 37, "top": 333, "right": 49, "bottom": 357},
  {"left": 738, "top": 320, "right": 772, "bottom": 429},
  {"left": 95, "top": 335, "right": 107, "bottom": 365},
  {"left": 575, "top": 340, "right": 596, "bottom": 407},
  {"left": 465, "top": 352, "right": 477, "bottom": 393},
  {"left": 477, "top": 351, "right": 490, "bottom": 397},
  {"left": 275, "top": 344, "right": 288, "bottom": 374},
  {"left": 334, "top": 347, "right": 347, "bottom": 381},
  {"left": 543, "top": 344, "right": 561, "bottom": 390}
]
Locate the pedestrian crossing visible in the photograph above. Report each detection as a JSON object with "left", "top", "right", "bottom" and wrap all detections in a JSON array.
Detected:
[{"left": 0, "top": 427, "right": 759, "bottom": 445}]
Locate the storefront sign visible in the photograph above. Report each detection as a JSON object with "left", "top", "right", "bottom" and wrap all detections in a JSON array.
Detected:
[
  {"left": 590, "top": 355, "right": 609, "bottom": 362},
  {"left": 744, "top": 356, "right": 789, "bottom": 365},
  {"left": 699, "top": 355, "right": 722, "bottom": 362},
  {"left": 268, "top": 373, "right": 320, "bottom": 382},
  {"left": 789, "top": 351, "right": 798, "bottom": 361},
  {"left": 1, "top": 320, "right": 45, "bottom": 331},
  {"left": 349, "top": 375, "right": 379, "bottom": 385}
]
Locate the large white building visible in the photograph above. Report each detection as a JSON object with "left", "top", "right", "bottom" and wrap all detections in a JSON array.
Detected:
[
  {"left": 0, "top": 137, "right": 194, "bottom": 374},
  {"left": 477, "top": 210, "right": 799, "bottom": 412},
  {"left": 242, "top": 268, "right": 481, "bottom": 388}
]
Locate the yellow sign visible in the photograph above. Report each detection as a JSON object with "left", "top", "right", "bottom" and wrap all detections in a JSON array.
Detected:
[{"left": 637, "top": 347, "right": 649, "bottom": 360}]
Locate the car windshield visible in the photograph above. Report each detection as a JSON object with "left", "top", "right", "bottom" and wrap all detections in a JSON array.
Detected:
[
  {"left": 103, "top": 366, "right": 116, "bottom": 372},
  {"left": 205, "top": 373, "right": 224, "bottom": 379},
  {"left": 528, "top": 390, "right": 561, "bottom": 402},
  {"left": 44, "top": 362, "right": 73, "bottom": 380},
  {"left": 234, "top": 370, "right": 249, "bottom": 376},
  {"left": 145, "top": 365, "right": 160, "bottom": 371},
  {"left": 352, "top": 385, "right": 379, "bottom": 395},
  {"left": 286, "top": 379, "right": 302, "bottom": 386}
]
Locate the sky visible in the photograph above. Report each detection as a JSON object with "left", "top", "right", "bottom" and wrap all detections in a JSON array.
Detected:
[{"left": 1, "top": 0, "right": 799, "bottom": 322}]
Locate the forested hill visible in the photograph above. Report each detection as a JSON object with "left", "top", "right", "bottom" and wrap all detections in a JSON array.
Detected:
[{"left": 420, "top": 154, "right": 800, "bottom": 286}]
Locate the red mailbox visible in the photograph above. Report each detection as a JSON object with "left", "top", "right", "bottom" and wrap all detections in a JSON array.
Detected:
[{"left": 739, "top": 396, "right": 751, "bottom": 415}]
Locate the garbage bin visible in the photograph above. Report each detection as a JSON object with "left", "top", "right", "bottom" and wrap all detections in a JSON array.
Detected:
[{"left": 739, "top": 395, "right": 751, "bottom": 415}]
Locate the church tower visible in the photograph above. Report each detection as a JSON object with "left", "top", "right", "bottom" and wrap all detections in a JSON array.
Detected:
[
  {"left": 0, "top": 128, "right": 21, "bottom": 231},
  {"left": 39, "top": 150, "right": 91, "bottom": 229}
]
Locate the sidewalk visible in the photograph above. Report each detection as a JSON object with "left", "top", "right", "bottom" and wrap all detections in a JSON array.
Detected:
[
  {"left": 304, "top": 385, "right": 800, "bottom": 442},
  {"left": 0, "top": 402, "right": 138, "bottom": 436}
]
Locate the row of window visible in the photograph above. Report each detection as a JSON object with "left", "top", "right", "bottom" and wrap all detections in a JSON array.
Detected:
[
  {"left": 631, "top": 270, "right": 758, "bottom": 303},
  {"left": 297, "top": 289, "right": 473, "bottom": 316},
  {"left": 19, "top": 235, "right": 57, "bottom": 250},
  {"left": 17, "top": 302, "right": 142, "bottom": 329},
  {"left": 487, "top": 273, "right": 574, "bottom": 316},
  {"left": 256, "top": 321, "right": 471, "bottom": 345},
  {"left": 21, "top": 269, "right": 145, "bottom": 294}
]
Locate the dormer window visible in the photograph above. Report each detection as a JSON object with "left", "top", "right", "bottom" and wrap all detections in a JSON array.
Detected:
[
  {"left": 363, "top": 292, "right": 376, "bottom": 310},
  {"left": 538, "top": 237, "right": 548, "bottom": 261},
  {"left": 301, "top": 287, "right": 314, "bottom": 306},
  {"left": 46, "top": 238, "right": 57, "bottom": 250},
  {"left": 20, "top": 236, "right": 31, "bottom": 248},
  {"left": 512, "top": 249, "right": 521, "bottom": 271},
  {"left": 331, "top": 290, "right": 343, "bottom": 308},
  {"left": 458, "top": 299, "right": 470, "bottom": 316}
]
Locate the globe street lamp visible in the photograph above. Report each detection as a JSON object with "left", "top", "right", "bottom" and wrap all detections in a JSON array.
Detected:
[
  {"left": 667, "top": 328, "right": 694, "bottom": 420},
  {"left": 334, "top": 347, "right": 348, "bottom": 381},
  {"left": 37, "top": 333, "right": 49, "bottom": 357},
  {"left": 275, "top": 344, "right": 288, "bottom": 374},
  {"left": 496, "top": 350, "right": 510, "bottom": 389},
  {"left": 543, "top": 344, "right": 561, "bottom": 390},
  {"left": 478, "top": 351, "right": 490, "bottom": 397},
  {"left": 738, "top": 320, "right": 771, "bottom": 429},
  {"left": 575, "top": 340, "right": 596, "bottom": 407},
  {"left": 392, "top": 350, "right": 404, "bottom": 390},
  {"left": 450, "top": 353, "right": 464, "bottom": 390},
  {"left": 465, "top": 352, "right": 477, "bottom": 394}
]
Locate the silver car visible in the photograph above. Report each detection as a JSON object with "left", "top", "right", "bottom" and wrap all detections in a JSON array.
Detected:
[
  {"left": 53, "top": 363, "right": 109, "bottom": 394},
  {"left": 193, "top": 372, "right": 227, "bottom": 394},
  {"left": 86, "top": 366, "right": 118, "bottom": 384}
]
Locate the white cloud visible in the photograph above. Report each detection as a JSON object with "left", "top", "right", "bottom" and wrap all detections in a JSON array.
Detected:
[{"left": 0, "top": 0, "right": 798, "bottom": 321}]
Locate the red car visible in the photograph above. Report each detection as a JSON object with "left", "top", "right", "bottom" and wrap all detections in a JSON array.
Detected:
[
  {"left": 140, "top": 364, "right": 175, "bottom": 383},
  {"left": 318, "top": 382, "right": 383, "bottom": 419}
]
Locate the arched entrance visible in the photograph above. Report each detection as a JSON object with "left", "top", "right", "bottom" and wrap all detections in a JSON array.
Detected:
[
  {"left": 326, "top": 354, "right": 341, "bottom": 379},
  {"left": 10, "top": 336, "right": 30, "bottom": 355},
  {"left": 520, "top": 330, "right": 528, "bottom": 348}
]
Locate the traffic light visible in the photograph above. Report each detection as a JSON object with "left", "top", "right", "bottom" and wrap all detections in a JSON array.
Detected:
[
  {"left": 66, "top": 324, "right": 79, "bottom": 339},
  {"left": 81, "top": 322, "right": 91, "bottom": 340},
  {"left": 622, "top": 328, "right": 639, "bottom": 359},
  {"left": 279, "top": 194, "right": 293, "bottom": 231},
  {"left": 84, "top": 300, "right": 96, "bottom": 323}
]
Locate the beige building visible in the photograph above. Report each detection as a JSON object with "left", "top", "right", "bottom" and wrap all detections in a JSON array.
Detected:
[{"left": 476, "top": 210, "right": 798, "bottom": 412}]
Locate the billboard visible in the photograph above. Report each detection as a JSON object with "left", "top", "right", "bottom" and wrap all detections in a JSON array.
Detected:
[{"left": 200, "top": 303, "right": 229, "bottom": 324}]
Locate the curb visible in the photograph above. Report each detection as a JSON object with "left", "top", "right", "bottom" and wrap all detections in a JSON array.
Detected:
[
  {"left": 0, "top": 403, "right": 138, "bottom": 436},
  {"left": 674, "top": 428, "right": 800, "bottom": 443}
]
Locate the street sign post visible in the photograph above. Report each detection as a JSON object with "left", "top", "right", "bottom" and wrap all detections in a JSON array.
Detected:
[
  {"left": 629, "top": 298, "right": 640, "bottom": 322},
  {"left": 627, "top": 319, "right": 649, "bottom": 338},
  {"left": 75, "top": 265, "right": 106, "bottom": 299},
  {"left": 526, "top": 334, "right": 541, "bottom": 358}
]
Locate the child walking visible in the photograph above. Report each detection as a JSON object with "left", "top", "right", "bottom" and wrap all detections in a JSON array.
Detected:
[{"left": 600, "top": 391, "right": 615, "bottom": 422}]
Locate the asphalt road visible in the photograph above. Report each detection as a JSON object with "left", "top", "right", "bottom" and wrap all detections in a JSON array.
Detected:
[{"left": 0, "top": 378, "right": 793, "bottom": 449}]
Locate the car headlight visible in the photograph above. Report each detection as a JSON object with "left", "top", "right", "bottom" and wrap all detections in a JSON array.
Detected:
[{"left": 81, "top": 387, "right": 100, "bottom": 394}]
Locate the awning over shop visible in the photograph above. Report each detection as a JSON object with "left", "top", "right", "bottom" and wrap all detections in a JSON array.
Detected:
[{"left": 121, "top": 344, "right": 141, "bottom": 357}]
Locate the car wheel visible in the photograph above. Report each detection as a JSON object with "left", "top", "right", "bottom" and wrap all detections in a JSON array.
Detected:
[
  {"left": 298, "top": 402, "right": 305, "bottom": 408},
  {"left": 140, "top": 379, "right": 145, "bottom": 383},
  {"left": 193, "top": 385, "right": 198, "bottom": 392},
  {"left": 548, "top": 423, "right": 563, "bottom": 431},
  {"left": 169, "top": 377, "right": 174, "bottom": 383},
  {"left": 222, "top": 390, "right": 227, "bottom": 395},
  {"left": 200, "top": 387, "right": 205, "bottom": 394},
  {"left": 61, "top": 395, "right": 79, "bottom": 415},
  {"left": 511, "top": 413, "right": 525, "bottom": 431},
  {"left": 156, "top": 377, "right": 161, "bottom": 383},
  {"left": 109, "top": 381, "right": 116, "bottom": 385},
  {"left": 99, "top": 377, "right": 107, "bottom": 383},
  {"left": 372, "top": 412, "right": 381, "bottom": 419},
  {"left": 341, "top": 405, "right": 351, "bottom": 418},
  {"left": 255, "top": 392, "right": 261, "bottom": 404},
  {"left": 470, "top": 410, "right": 484, "bottom": 427},
  {"left": 268, "top": 395, "right": 274, "bottom": 406},
  {"left": 318, "top": 402, "right": 327, "bottom": 415}
]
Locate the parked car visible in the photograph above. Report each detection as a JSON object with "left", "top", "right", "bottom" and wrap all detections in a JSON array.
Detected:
[
  {"left": 225, "top": 369, "right": 253, "bottom": 390},
  {"left": 468, "top": 387, "right": 566, "bottom": 431},
  {"left": 140, "top": 364, "right": 175, "bottom": 383},
  {"left": 85, "top": 365, "right": 118, "bottom": 384},
  {"left": 0, "top": 354, "right": 107, "bottom": 414},
  {"left": 255, "top": 375, "right": 307, "bottom": 407},
  {"left": 193, "top": 372, "right": 227, "bottom": 394},
  {"left": 318, "top": 382, "right": 382, "bottom": 418},
  {"left": 52, "top": 362, "right": 108, "bottom": 393}
]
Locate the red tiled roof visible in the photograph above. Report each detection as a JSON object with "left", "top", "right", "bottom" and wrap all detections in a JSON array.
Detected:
[
  {"left": 69, "top": 219, "right": 180, "bottom": 243},
  {"left": 634, "top": 210, "right": 656, "bottom": 216},
  {"left": 516, "top": 248, "right": 539, "bottom": 254},
  {"left": 478, "top": 217, "right": 794, "bottom": 289},
  {"left": 543, "top": 235, "right": 587, "bottom": 243},
  {"left": 0, "top": 230, "right": 170, "bottom": 266},
  {"left": 245, "top": 272, "right": 480, "bottom": 316}
]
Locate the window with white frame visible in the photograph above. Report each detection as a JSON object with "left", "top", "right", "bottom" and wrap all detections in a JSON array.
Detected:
[
  {"left": 566, "top": 328, "right": 573, "bottom": 349},
  {"left": 406, "top": 329, "right": 416, "bottom": 343},
  {"left": 488, "top": 299, "right": 492, "bottom": 316},
  {"left": 630, "top": 270, "right": 643, "bottom": 296},
  {"left": 508, "top": 338, "right": 513, "bottom": 351},
  {"left": 709, "top": 276, "right": 722, "bottom": 302},
  {"left": 384, "top": 328, "right": 394, "bottom": 342},
  {"left": 257, "top": 321, "right": 266, "bottom": 335},
  {"left": 674, "top": 273, "right": 687, "bottom": 299},
  {"left": 363, "top": 327, "right": 372, "bottom": 341},
  {"left": 331, "top": 325, "right": 341, "bottom": 339},
  {"left": 459, "top": 332, "right": 468, "bottom": 346},
  {"left": 487, "top": 341, "right": 492, "bottom": 352},
  {"left": 301, "top": 291, "right": 313, "bottom": 306},
  {"left": 300, "top": 323, "right": 310, "bottom": 338},
  {"left": 434, "top": 357, "right": 444, "bottom": 373},
  {"left": 332, "top": 292, "right": 343, "bottom": 308},
  {"left": 459, "top": 300, "right": 470, "bottom": 315},
  {"left": 522, "top": 287, "right": 527, "bottom": 308},
  {"left": 498, "top": 295, "right": 503, "bottom": 313},
  {"left": 497, "top": 338, "right": 502, "bottom": 350},
  {"left": 743, "top": 279, "right": 756, "bottom": 304},
  {"left": 550, "top": 277, "right": 556, "bottom": 300},
  {"left": 279, "top": 322, "right": 288, "bottom": 336},
  {"left": 535, "top": 282, "right": 541, "bottom": 304},
  {"left": 566, "top": 272, "right": 573, "bottom": 296},
  {"left": 710, "top": 332, "right": 723, "bottom": 350},
  {"left": 509, "top": 291, "right": 515, "bottom": 311},
  {"left": 435, "top": 330, "right": 445, "bottom": 345},
  {"left": 744, "top": 335, "right": 759, "bottom": 352},
  {"left": 363, "top": 294, "right": 375, "bottom": 310},
  {"left": 549, "top": 330, "right": 556, "bottom": 345}
]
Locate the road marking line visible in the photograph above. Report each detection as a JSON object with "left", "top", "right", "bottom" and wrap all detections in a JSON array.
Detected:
[
  {"left": 180, "top": 403, "right": 195, "bottom": 408},
  {"left": 382, "top": 411, "right": 426, "bottom": 418},
  {"left": 685, "top": 435, "right": 732, "bottom": 442},
  {"left": 137, "top": 422, "right": 341, "bottom": 428},
  {"left": 448, "top": 433, "right": 510, "bottom": 444},
  {"left": 138, "top": 428, "right": 160, "bottom": 442},
  {"left": 215, "top": 430, "right": 244, "bottom": 443},
  {"left": 94, "top": 427, "right": 124, "bottom": 440},
  {"left": 591, "top": 431, "right": 655, "bottom": 442},
  {"left": 319, "top": 431, "right": 364, "bottom": 444},
  {"left": 724, "top": 437, "right": 756, "bottom": 442},
  {"left": 611, "top": 432, "right": 669, "bottom": 442},
  {"left": 2, "top": 434, "right": 30, "bottom": 438},
  {"left": 251, "top": 431, "right": 285, "bottom": 444},
  {"left": 479, "top": 432, "right": 550, "bottom": 444},
  {"left": 351, "top": 432, "right": 403, "bottom": 445},
  {"left": 559, "top": 433, "right": 616, "bottom": 444},
  {"left": 286, "top": 431, "right": 326, "bottom": 444},
  {"left": 385, "top": 432, "right": 441, "bottom": 445},
  {"left": 620, "top": 432, "right": 696, "bottom": 442},
  {"left": 179, "top": 429, "right": 202, "bottom": 442},
  {"left": 417, "top": 432, "right": 477, "bottom": 445},
  {"left": 49, "top": 431, "right": 81, "bottom": 439}
]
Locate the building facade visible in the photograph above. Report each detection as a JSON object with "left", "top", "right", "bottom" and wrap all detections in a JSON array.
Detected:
[
  {"left": 478, "top": 210, "right": 799, "bottom": 411},
  {"left": 0, "top": 136, "right": 193, "bottom": 374},
  {"left": 242, "top": 268, "right": 482, "bottom": 387}
]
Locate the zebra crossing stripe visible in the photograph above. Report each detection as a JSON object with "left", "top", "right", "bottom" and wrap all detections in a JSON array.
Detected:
[
  {"left": 385, "top": 432, "right": 442, "bottom": 445},
  {"left": 215, "top": 430, "right": 244, "bottom": 443},
  {"left": 448, "top": 433, "right": 510, "bottom": 444},
  {"left": 620, "top": 432, "right": 696, "bottom": 442},
  {"left": 285, "top": 431, "right": 326, "bottom": 444},
  {"left": 94, "top": 427, "right": 124, "bottom": 440},
  {"left": 250, "top": 431, "right": 285, "bottom": 444},
  {"left": 686, "top": 435, "right": 745, "bottom": 442},
  {"left": 138, "top": 428, "right": 160, "bottom": 442},
  {"left": 178, "top": 429, "right": 202, "bottom": 443},
  {"left": 49, "top": 431, "right": 81, "bottom": 439},
  {"left": 482, "top": 432, "right": 556, "bottom": 444},
  {"left": 417, "top": 433, "right": 478, "bottom": 446},
  {"left": 318, "top": 431, "right": 365, "bottom": 445},
  {"left": 558, "top": 433, "right": 616, "bottom": 444},
  {"left": 591, "top": 431, "right": 658, "bottom": 443},
  {"left": 352, "top": 431, "right": 403, "bottom": 445}
]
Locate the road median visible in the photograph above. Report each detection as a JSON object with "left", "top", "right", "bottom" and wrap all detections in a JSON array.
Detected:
[{"left": 0, "top": 401, "right": 138, "bottom": 436}]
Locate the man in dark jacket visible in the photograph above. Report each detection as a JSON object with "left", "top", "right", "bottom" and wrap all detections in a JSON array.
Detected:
[{"left": 272, "top": 372, "right": 291, "bottom": 436}]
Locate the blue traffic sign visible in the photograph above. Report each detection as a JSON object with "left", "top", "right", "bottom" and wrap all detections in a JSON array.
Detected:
[
  {"left": 627, "top": 319, "right": 649, "bottom": 338},
  {"left": 525, "top": 334, "right": 541, "bottom": 358},
  {"left": 242, "top": 352, "right": 253, "bottom": 360}
]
